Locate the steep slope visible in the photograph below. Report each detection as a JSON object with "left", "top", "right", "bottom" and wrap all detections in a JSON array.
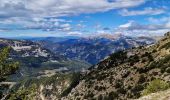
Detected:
[
  {"left": 63, "top": 32, "right": 170, "bottom": 100},
  {"left": 7, "top": 72, "right": 81, "bottom": 100},
  {"left": 38, "top": 35, "right": 156, "bottom": 64}
]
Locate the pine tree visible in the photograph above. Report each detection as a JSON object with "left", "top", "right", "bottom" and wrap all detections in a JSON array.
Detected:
[{"left": 0, "top": 47, "right": 19, "bottom": 98}]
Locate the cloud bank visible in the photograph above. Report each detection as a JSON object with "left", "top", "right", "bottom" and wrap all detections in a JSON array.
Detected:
[
  {"left": 119, "top": 7, "right": 166, "bottom": 16},
  {"left": 0, "top": 0, "right": 146, "bottom": 32}
]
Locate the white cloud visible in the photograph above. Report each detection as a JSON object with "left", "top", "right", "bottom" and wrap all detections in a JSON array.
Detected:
[
  {"left": 0, "top": 29, "right": 8, "bottom": 32},
  {"left": 119, "top": 7, "right": 166, "bottom": 16},
  {"left": 0, "top": 0, "right": 146, "bottom": 18},
  {"left": 116, "top": 20, "right": 170, "bottom": 36},
  {"left": 119, "top": 21, "right": 134, "bottom": 28},
  {"left": 26, "top": 0, "right": 146, "bottom": 17},
  {"left": 67, "top": 31, "right": 82, "bottom": 35},
  {"left": 76, "top": 24, "right": 86, "bottom": 29},
  {"left": 97, "top": 30, "right": 107, "bottom": 34},
  {"left": 0, "top": 0, "right": 146, "bottom": 32},
  {"left": 118, "top": 21, "right": 170, "bottom": 31},
  {"left": 148, "top": 16, "right": 170, "bottom": 24}
]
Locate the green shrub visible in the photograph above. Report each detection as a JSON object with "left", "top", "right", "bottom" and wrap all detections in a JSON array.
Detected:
[
  {"left": 141, "top": 52, "right": 154, "bottom": 62},
  {"left": 142, "top": 79, "right": 170, "bottom": 96},
  {"left": 128, "top": 54, "right": 140, "bottom": 66},
  {"left": 8, "top": 84, "right": 37, "bottom": 100},
  {"left": 115, "top": 80, "right": 123, "bottom": 88},
  {"left": 117, "top": 87, "right": 126, "bottom": 94},
  {"left": 97, "top": 94, "right": 103, "bottom": 100},
  {"left": 148, "top": 54, "right": 154, "bottom": 62},
  {"left": 138, "top": 74, "right": 146, "bottom": 84},
  {"left": 122, "top": 71, "right": 130, "bottom": 78},
  {"left": 108, "top": 91, "right": 118, "bottom": 100},
  {"left": 152, "top": 49, "right": 157, "bottom": 53},
  {"left": 132, "top": 84, "right": 144, "bottom": 93},
  {"left": 166, "top": 68, "right": 170, "bottom": 73},
  {"left": 84, "top": 92, "right": 94, "bottom": 99},
  {"left": 161, "top": 66, "right": 168, "bottom": 73}
]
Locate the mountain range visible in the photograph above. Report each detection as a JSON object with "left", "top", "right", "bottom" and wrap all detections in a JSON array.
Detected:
[{"left": 33, "top": 34, "right": 157, "bottom": 64}]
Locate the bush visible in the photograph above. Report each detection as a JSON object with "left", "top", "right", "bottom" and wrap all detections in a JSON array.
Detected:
[
  {"left": 128, "top": 54, "right": 140, "bottom": 66},
  {"left": 166, "top": 68, "right": 170, "bottom": 73},
  {"left": 137, "top": 67, "right": 149, "bottom": 73},
  {"left": 97, "top": 94, "right": 103, "bottom": 100},
  {"left": 131, "top": 84, "right": 144, "bottom": 94},
  {"left": 152, "top": 49, "right": 157, "bottom": 53},
  {"left": 108, "top": 91, "right": 118, "bottom": 100},
  {"left": 84, "top": 92, "right": 94, "bottom": 99},
  {"left": 115, "top": 80, "right": 123, "bottom": 88},
  {"left": 131, "top": 84, "right": 144, "bottom": 98},
  {"left": 138, "top": 74, "right": 146, "bottom": 84},
  {"left": 161, "top": 66, "right": 168, "bottom": 73},
  {"left": 122, "top": 71, "right": 130, "bottom": 78},
  {"left": 8, "top": 84, "right": 37, "bottom": 100},
  {"left": 148, "top": 54, "right": 154, "bottom": 62},
  {"left": 117, "top": 87, "right": 126, "bottom": 94},
  {"left": 142, "top": 79, "right": 170, "bottom": 96}
]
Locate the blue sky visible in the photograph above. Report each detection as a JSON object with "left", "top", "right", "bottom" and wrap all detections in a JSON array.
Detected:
[{"left": 0, "top": 0, "right": 170, "bottom": 37}]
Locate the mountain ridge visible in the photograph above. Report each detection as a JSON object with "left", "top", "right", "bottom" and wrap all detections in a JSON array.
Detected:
[
  {"left": 62, "top": 32, "right": 170, "bottom": 100},
  {"left": 36, "top": 34, "right": 156, "bottom": 64}
]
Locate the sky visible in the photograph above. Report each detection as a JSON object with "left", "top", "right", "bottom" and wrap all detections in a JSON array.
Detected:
[{"left": 0, "top": 0, "right": 170, "bottom": 37}]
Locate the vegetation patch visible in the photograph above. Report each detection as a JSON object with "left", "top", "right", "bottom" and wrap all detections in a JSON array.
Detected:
[{"left": 142, "top": 79, "right": 170, "bottom": 96}]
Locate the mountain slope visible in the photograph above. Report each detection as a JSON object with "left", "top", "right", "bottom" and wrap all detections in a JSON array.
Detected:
[
  {"left": 8, "top": 72, "right": 81, "bottom": 100},
  {"left": 0, "top": 38, "right": 91, "bottom": 81},
  {"left": 63, "top": 32, "right": 170, "bottom": 100}
]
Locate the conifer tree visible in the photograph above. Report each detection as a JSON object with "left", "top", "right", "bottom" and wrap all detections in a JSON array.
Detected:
[{"left": 0, "top": 47, "right": 19, "bottom": 98}]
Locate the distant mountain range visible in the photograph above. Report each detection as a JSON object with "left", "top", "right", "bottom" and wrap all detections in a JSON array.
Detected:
[{"left": 32, "top": 34, "right": 157, "bottom": 64}]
